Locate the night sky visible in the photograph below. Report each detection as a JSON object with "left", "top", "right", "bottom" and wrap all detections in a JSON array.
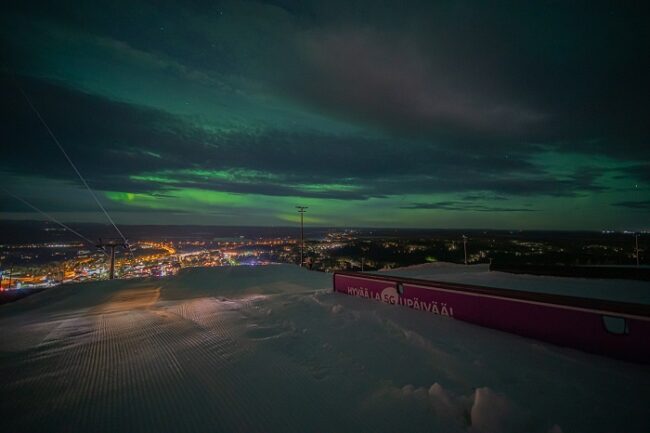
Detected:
[{"left": 1, "top": 1, "right": 648, "bottom": 229}]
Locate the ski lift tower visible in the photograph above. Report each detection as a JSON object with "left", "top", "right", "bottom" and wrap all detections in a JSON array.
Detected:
[{"left": 97, "top": 238, "right": 129, "bottom": 280}]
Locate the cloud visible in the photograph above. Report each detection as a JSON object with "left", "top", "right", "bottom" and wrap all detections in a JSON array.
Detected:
[
  {"left": 400, "top": 201, "right": 536, "bottom": 212},
  {"left": 1, "top": 1, "right": 649, "bottom": 228},
  {"left": 293, "top": 28, "right": 545, "bottom": 137},
  {"left": 462, "top": 194, "right": 508, "bottom": 202},
  {"left": 0, "top": 74, "right": 621, "bottom": 207},
  {"left": 611, "top": 200, "right": 650, "bottom": 210},
  {"left": 627, "top": 164, "right": 650, "bottom": 183}
]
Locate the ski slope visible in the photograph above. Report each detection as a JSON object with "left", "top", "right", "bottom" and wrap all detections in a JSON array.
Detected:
[{"left": 1, "top": 264, "right": 649, "bottom": 433}]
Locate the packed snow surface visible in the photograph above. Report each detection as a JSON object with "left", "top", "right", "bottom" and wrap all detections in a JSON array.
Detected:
[{"left": 1, "top": 264, "right": 649, "bottom": 433}]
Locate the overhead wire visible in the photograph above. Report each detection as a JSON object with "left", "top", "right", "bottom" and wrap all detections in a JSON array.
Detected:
[
  {"left": 1, "top": 188, "right": 109, "bottom": 257},
  {"left": 14, "top": 79, "right": 136, "bottom": 261}
]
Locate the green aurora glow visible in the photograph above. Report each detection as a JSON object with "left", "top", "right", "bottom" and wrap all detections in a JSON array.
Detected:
[{"left": 1, "top": 1, "right": 648, "bottom": 229}]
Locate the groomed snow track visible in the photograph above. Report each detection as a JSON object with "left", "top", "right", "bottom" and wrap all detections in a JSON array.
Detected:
[{"left": 1, "top": 265, "right": 649, "bottom": 433}]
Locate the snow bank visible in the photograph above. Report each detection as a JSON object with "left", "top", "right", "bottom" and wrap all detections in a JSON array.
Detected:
[{"left": 0, "top": 264, "right": 648, "bottom": 432}]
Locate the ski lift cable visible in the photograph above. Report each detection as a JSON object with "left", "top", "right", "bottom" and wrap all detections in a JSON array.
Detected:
[
  {"left": 2, "top": 188, "right": 110, "bottom": 257},
  {"left": 15, "top": 82, "right": 135, "bottom": 259},
  {"left": 16, "top": 85, "right": 127, "bottom": 241}
]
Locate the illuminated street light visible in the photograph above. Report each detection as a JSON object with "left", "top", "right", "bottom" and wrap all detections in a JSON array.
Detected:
[{"left": 296, "top": 206, "right": 308, "bottom": 267}]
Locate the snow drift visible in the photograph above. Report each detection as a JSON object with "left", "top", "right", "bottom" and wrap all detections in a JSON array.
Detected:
[{"left": 1, "top": 264, "right": 649, "bottom": 433}]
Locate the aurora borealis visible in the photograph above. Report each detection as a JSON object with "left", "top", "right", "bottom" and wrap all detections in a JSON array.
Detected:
[{"left": 1, "top": 1, "right": 648, "bottom": 229}]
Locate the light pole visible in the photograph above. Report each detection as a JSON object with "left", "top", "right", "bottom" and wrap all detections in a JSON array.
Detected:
[
  {"left": 361, "top": 245, "right": 369, "bottom": 272},
  {"left": 635, "top": 233, "right": 640, "bottom": 267},
  {"left": 462, "top": 235, "right": 468, "bottom": 265},
  {"left": 296, "top": 206, "right": 308, "bottom": 267}
]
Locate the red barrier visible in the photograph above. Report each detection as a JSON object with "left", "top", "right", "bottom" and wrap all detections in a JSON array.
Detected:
[{"left": 333, "top": 272, "right": 650, "bottom": 364}]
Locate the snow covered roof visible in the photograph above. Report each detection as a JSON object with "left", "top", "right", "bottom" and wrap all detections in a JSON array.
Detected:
[
  {"left": 377, "top": 262, "right": 650, "bottom": 305},
  {"left": 1, "top": 264, "right": 648, "bottom": 433}
]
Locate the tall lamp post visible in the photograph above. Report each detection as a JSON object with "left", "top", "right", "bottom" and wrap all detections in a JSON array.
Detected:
[{"left": 296, "top": 206, "right": 308, "bottom": 267}]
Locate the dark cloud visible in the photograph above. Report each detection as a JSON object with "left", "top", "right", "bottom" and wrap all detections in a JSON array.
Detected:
[
  {"left": 1, "top": 1, "right": 649, "bottom": 227},
  {"left": 0, "top": 74, "right": 619, "bottom": 203},
  {"left": 627, "top": 164, "right": 650, "bottom": 183},
  {"left": 272, "top": 1, "right": 650, "bottom": 158},
  {"left": 0, "top": 96, "right": 549, "bottom": 204},
  {"left": 292, "top": 28, "right": 545, "bottom": 138},
  {"left": 7, "top": 0, "right": 648, "bottom": 153},
  {"left": 612, "top": 201, "right": 650, "bottom": 210},
  {"left": 462, "top": 194, "right": 508, "bottom": 202},
  {"left": 400, "top": 201, "right": 536, "bottom": 212}
]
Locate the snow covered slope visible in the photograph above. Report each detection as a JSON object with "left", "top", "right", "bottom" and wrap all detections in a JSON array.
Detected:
[{"left": 1, "top": 265, "right": 649, "bottom": 433}]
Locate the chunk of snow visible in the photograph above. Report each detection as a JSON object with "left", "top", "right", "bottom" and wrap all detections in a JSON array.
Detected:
[{"left": 470, "top": 387, "right": 516, "bottom": 433}]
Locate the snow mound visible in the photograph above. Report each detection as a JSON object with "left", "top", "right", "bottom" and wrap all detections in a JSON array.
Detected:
[{"left": 0, "top": 264, "right": 648, "bottom": 432}]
